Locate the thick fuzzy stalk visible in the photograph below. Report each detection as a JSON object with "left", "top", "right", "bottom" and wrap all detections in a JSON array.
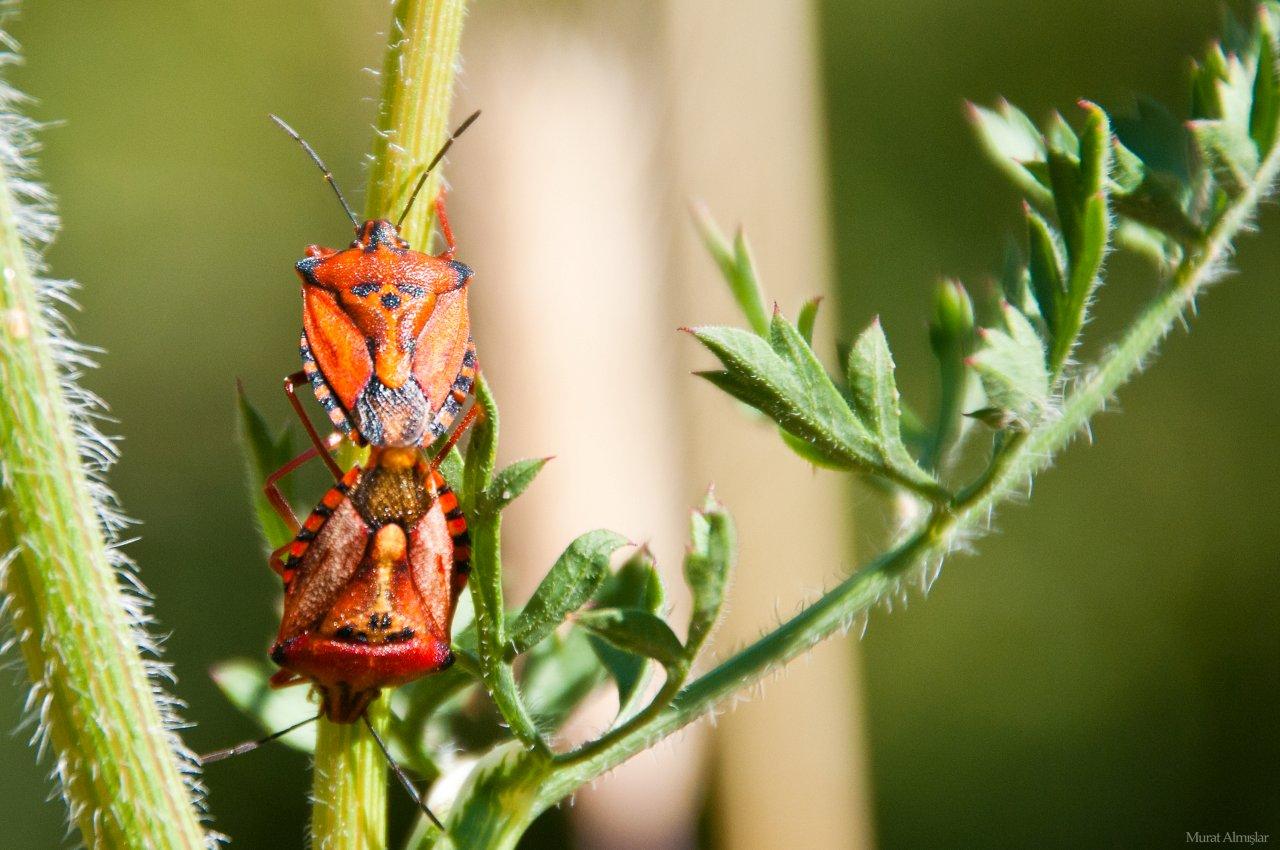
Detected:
[{"left": 0, "top": 32, "right": 207, "bottom": 850}]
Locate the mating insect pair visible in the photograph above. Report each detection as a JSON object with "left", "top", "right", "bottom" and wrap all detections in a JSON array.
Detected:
[{"left": 201, "top": 111, "right": 483, "bottom": 829}]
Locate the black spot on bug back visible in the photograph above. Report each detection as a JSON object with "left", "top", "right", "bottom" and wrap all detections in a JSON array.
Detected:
[
  {"left": 296, "top": 256, "right": 322, "bottom": 282},
  {"left": 448, "top": 260, "right": 473, "bottom": 286},
  {"left": 380, "top": 292, "right": 402, "bottom": 309},
  {"left": 351, "top": 282, "right": 380, "bottom": 297}
]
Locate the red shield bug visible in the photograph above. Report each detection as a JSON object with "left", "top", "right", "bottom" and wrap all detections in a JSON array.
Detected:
[
  {"left": 266, "top": 445, "right": 470, "bottom": 723},
  {"left": 266, "top": 112, "right": 483, "bottom": 499},
  {"left": 201, "top": 446, "right": 469, "bottom": 829}
]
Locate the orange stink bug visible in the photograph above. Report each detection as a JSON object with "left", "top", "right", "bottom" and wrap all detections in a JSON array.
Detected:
[
  {"left": 266, "top": 446, "right": 469, "bottom": 724},
  {"left": 264, "top": 113, "right": 483, "bottom": 518},
  {"left": 202, "top": 446, "right": 469, "bottom": 829}
]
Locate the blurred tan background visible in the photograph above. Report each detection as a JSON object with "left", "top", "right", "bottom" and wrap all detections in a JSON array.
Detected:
[{"left": 0, "top": 1, "right": 1276, "bottom": 848}]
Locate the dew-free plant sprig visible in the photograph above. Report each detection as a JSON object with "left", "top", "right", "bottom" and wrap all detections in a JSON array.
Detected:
[
  {"left": 0, "top": 12, "right": 209, "bottom": 850},
  {"left": 210, "top": 2, "right": 1280, "bottom": 849}
]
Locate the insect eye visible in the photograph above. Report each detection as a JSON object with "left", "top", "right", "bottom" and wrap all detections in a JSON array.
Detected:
[
  {"left": 396, "top": 284, "right": 426, "bottom": 298},
  {"left": 350, "top": 282, "right": 379, "bottom": 297}
]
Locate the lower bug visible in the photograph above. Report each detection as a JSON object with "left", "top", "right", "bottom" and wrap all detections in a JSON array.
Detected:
[
  {"left": 267, "top": 445, "right": 470, "bottom": 722},
  {"left": 201, "top": 446, "right": 470, "bottom": 829}
]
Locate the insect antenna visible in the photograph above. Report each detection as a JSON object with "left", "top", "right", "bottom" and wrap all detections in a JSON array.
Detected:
[
  {"left": 197, "top": 712, "right": 323, "bottom": 765},
  {"left": 362, "top": 712, "right": 446, "bottom": 831},
  {"left": 396, "top": 109, "right": 482, "bottom": 229},
  {"left": 270, "top": 114, "right": 360, "bottom": 229}
]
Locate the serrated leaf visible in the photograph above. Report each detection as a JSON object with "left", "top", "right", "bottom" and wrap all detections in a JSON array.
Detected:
[
  {"left": 683, "top": 493, "right": 735, "bottom": 657},
  {"left": 969, "top": 304, "right": 1050, "bottom": 426},
  {"left": 576, "top": 609, "right": 686, "bottom": 670},
  {"left": 694, "top": 369, "right": 784, "bottom": 421},
  {"left": 211, "top": 659, "right": 316, "bottom": 753},
  {"left": 507, "top": 529, "right": 628, "bottom": 655},
  {"left": 1190, "top": 119, "right": 1260, "bottom": 187},
  {"left": 236, "top": 384, "right": 296, "bottom": 550},
  {"left": 692, "top": 205, "right": 770, "bottom": 336},
  {"left": 796, "top": 295, "right": 822, "bottom": 345},
  {"left": 589, "top": 548, "right": 665, "bottom": 721},
  {"left": 481, "top": 457, "right": 550, "bottom": 514},
  {"left": 968, "top": 98, "right": 1053, "bottom": 208},
  {"left": 846, "top": 319, "right": 936, "bottom": 489},
  {"left": 688, "top": 324, "right": 878, "bottom": 471}
]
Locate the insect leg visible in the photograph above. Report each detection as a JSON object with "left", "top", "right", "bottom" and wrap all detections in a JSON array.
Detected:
[
  {"left": 428, "top": 401, "right": 482, "bottom": 472},
  {"left": 264, "top": 440, "right": 338, "bottom": 534},
  {"left": 197, "top": 711, "right": 321, "bottom": 766},
  {"left": 283, "top": 370, "right": 344, "bottom": 480},
  {"left": 362, "top": 713, "right": 446, "bottom": 831}
]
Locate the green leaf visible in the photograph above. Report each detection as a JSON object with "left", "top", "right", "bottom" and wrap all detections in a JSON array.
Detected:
[
  {"left": 590, "top": 548, "right": 666, "bottom": 721},
  {"left": 967, "top": 98, "right": 1053, "bottom": 208},
  {"left": 1047, "top": 104, "right": 1110, "bottom": 269},
  {"left": 211, "top": 659, "right": 316, "bottom": 753},
  {"left": 1041, "top": 104, "right": 1113, "bottom": 375},
  {"left": 1110, "top": 135, "right": 1147, "bottom": 194},
  {"left": 1190, "top": 119, "right": 1260, "bottom": 187},
  {"left": 846, "top": 318, "right": 937, "bottom": 490},
  {"left": 688, "top": 324, "right": 878, "bottom": 471},
  {"left": 1251, "top": 7, "right": 1279, "bottom": 155},
  {"left": 694, "top": 369, "right": 785, "bottom": 422},
  {"left": 796, "top": 295, "right": 823, "bottom": 345},
  {"left": 968, "top": 303, "right": 1050, "bottom": 426},
  {"left": 925, "top": 280, "right": 975, "bottom": 471},
  {"left": 692, "top": 205, "right": 770, "bottom": 336},
  {"left": 683, "top": 492, "right": 735, "bottom": 657},
  {"left": 480, "top": 457, "right": 551, "bottom": 514},
  {"left": 235, "top": 383, "right": 296, "bottom": 550},
  {"left": 437, "top": 446, "right": 465, "bottom": 502},
  {"left": 462, "top": 376, "right": 499, "bottom": 516},
  {"left": 1045, "top": 109, "right": 1080, "bottom": 157},
  {"left": 1025, "top": 208, "right": 1063, "bottom": 336},
  {"left": 507, "top": 530, "right": 629, "bottom": 655},
  {"left": 576, "top": 609, "right": 686, "bottom": 670}
]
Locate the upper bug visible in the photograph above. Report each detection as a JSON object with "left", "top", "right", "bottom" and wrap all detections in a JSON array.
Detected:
[{"left": 272, "top": 112, "right": 481, "bottom": 452}]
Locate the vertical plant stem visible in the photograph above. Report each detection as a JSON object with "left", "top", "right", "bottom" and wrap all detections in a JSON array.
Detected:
[
  {"left": 0, "top": 95, "right": 206, "bottom": 850},
  {"left": 309, "top": 0, "right": 468, "bottom": 847},
  {"left": 311, "top": 698, "right": 391, "bottom": 850},
  {"left": 366, "top": 0, "right": 469, "bottom": 242}
]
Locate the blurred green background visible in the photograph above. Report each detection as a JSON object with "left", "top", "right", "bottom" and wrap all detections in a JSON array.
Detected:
[{"left": 0, "top": 1, "right": 1275, "bottom": 847}]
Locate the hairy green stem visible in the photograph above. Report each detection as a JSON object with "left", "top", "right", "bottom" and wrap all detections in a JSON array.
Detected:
[
  {"left": 0, "top": 84, "right": 207, "bottom": 850},
  {"left": 311, "top": 699, "right": 391, "bottom": 850},
  {"left": 465, "top": 377, "right": 549, "bottom": 753},
  {"left": 310, "top": 0, "right": 468, "bottom": 847},
  {"left": 365, "top": 0, "right": 469, "bottom": 242}
]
